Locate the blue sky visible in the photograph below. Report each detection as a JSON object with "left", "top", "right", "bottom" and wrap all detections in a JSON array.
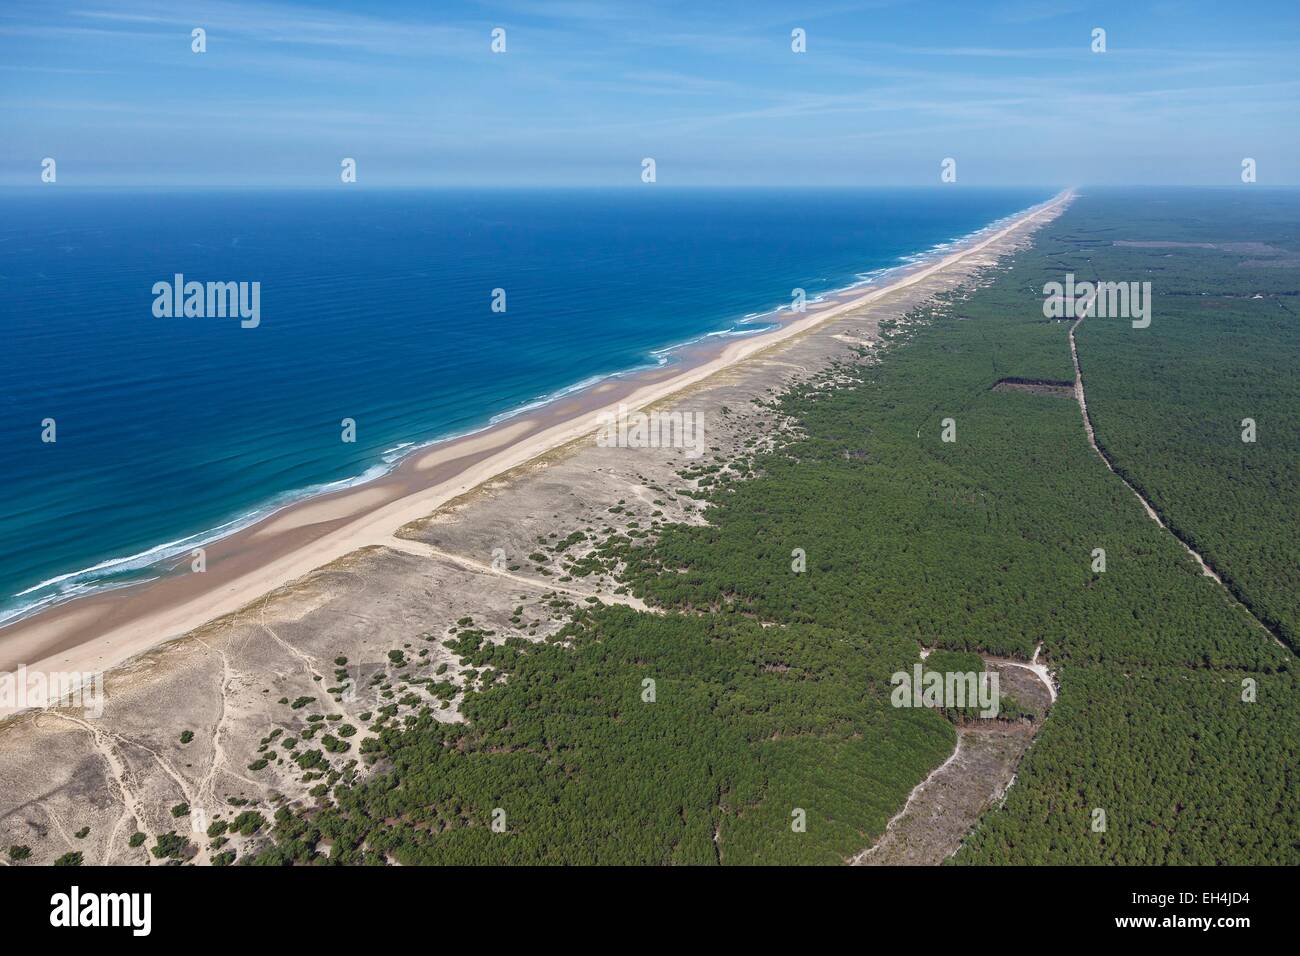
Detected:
[{"left": 2, "top": 0, "right": 1298, "bottom": 186}]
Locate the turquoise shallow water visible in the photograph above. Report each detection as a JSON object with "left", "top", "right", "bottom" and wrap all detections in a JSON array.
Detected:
[{"left": 0, "top": 186, "right": 1052, "bottom": 621}]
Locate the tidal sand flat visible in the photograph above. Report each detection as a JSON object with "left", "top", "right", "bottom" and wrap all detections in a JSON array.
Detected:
[
  {"left": 0, "top": 193, "right": 1068, "bottom": 864},
  {"left": 0, "top": 188, "right": 1056, "bottom": 628},
  {"left": 0, "top": 192, "right": 1070, "bottom": 707}
]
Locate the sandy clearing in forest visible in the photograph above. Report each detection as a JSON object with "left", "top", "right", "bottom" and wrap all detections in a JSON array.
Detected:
[{"left": 0, "top": 191, "right": 1072, "bottom": 709}]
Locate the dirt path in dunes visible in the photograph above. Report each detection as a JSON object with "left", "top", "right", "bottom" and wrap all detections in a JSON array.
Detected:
[{"left": 382, "top": 537, "right": 654, "bottom": 612}]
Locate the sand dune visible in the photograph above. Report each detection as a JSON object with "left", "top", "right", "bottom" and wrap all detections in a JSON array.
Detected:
[{"left": 0, "top": 190, "right": 1072, "bottom": 718}]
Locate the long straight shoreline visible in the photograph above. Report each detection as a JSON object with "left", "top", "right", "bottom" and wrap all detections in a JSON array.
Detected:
[{"left": 0, "top": 189, "right": 1073, "bottom": 715}]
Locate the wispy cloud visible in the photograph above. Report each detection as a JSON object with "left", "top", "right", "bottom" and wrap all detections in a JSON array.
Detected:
[{"left": 1, "top": 0, "right": 1296, "bottom": 185}]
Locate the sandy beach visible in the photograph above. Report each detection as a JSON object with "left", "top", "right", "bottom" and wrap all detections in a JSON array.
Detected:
[{"left": 0, "top": 189, "right": 1072, "bottom": 715}]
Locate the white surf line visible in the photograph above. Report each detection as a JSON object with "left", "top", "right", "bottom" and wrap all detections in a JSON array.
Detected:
[
  {"left": 0, "top": 191, "right": 1074, "bottom": 725},
  {"left": 1068, "top": 300, "right": 1287, "bottom": 650},
  {"left": 848, "top": 733, "right": 965, "bottom": 865}
]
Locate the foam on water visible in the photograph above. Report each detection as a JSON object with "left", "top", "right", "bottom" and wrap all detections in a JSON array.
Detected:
[{"left": 0, "top": 187, "right": 1055, "bottom": 625}]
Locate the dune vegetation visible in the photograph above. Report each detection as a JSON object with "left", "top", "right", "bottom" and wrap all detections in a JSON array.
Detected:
[{"left": 251, "top": 190, "right": 1297, "bottom": 865}]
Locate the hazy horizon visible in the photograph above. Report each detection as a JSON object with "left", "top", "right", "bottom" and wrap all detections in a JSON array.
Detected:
[
  {"left": 4, "top": 183, "right": 1298, "bottom": 190},
  {"left": 3, "top": 0, "right": 1298, "bottom": 187}
]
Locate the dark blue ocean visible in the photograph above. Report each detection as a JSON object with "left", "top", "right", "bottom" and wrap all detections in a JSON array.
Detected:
[{"left": 0, "top": 187, "right": 1051, "bottom": 621}]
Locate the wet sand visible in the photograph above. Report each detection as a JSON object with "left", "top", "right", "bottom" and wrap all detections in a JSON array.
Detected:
[{"left": 0, "top": 190, "right": 1072, "bottom": 713}]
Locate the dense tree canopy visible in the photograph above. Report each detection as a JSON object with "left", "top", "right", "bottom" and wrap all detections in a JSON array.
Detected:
[{"left": 252, "top": 191, "right": 1296, "bottom": 865}]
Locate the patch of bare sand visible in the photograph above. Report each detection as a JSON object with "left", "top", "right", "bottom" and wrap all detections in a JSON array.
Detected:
[
  {"left": 0, "top": 191, "right": 1073, "bottom": 865},
  {"left": 255, "top": 487, "right": 395, "bottom": 538},
  {"left": 414, "top": 420, "right": 536, "bottom": 472},
  {"left": 852, "top": 660, "right": 1054, "bottom": 865}
]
